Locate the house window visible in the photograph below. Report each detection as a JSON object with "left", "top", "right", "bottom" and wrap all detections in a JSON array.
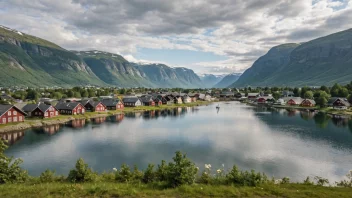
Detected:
[
  {"left": 13, "top": 117, "right": 17, "bottom": 122},
  {"left": 55, "top": 112, "right": 58, "bottom": 116},
  {"left": 8, "top": 117, "right": 12, "bottom": 123},
  {"left": 35, "top": 112, "right": 38, "bottom": 115},
  {"left": 45, "top": 112, "right": 48, "bottom": 117},
  {"left": 19, "top": 116, "right": 22, "bottom": 121},
  {"left": 2, "top": 118, "right": 6, "bottom": 123},
  {"left": 8, "top": 111, "right": 11, "bottom": 116},
  {"left": 13, "top": 111, "right": 17, "bottom": 115}
]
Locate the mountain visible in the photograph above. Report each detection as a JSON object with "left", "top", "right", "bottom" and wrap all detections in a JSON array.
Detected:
[
  {"left": 0, "top": 25, "right": 106, "bottom": 87},
  {"left": 232, "top": 28, "right": 352, "bottom": 87},
  {"left": 199, "top": 74, "right": 225, "bottom": 88},
  {"left": 74, "top": 51, "right": 155, "bottom": 87},
  {"left": 213, "top": 73, "right": 242, "bottom": 88},
  {"left": 133, "top": 64, "right": 203, "bottom": 88},
  {"left": 0, "top": 25, "right": 203, "bottom": 88}
]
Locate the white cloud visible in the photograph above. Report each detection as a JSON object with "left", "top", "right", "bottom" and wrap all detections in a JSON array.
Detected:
[{"left": 1, "top": 0, "right": 351, "bottom": 74}]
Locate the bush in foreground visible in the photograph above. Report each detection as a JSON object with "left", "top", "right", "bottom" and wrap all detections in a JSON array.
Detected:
[
  {"left": 67, "top": 158, "right": 96, "bottom": 182},
  {"left": 0, "top": 139, "right": 28, "bottom": 184}
]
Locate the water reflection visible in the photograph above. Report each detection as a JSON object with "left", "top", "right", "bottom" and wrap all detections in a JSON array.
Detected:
[
  {"left": 0, "top": 131, "right": 25, "bottom": 145},
  {"left": 3, "top": 103, "right": 352, "bottom": 183}
]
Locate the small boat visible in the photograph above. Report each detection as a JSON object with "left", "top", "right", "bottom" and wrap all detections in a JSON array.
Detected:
[{"left": 216, "top": 104, "right": 220, "bottom": 109}]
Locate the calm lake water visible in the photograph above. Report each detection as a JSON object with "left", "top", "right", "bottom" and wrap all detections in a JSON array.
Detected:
[{"left": 3, "top": 102, "right": 352, "bottom": 182}]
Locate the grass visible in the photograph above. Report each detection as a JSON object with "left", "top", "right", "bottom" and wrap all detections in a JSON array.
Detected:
[{"left": 0, "top": 182, "right": 351, "bottom": 198}]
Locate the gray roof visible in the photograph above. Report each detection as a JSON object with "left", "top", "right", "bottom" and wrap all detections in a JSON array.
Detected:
[
  {"left": 122, "top": 97, "right": 140, "bottom": 103},
  {"left": 328, "top": 97, "right": 350, "bottom": 106},
  {"left": 101, "top": 98, "right": 120, "bottom": 107},
  {"left": 55, "top": 102, "right": 82, "bottom": 110},
  {"left": 0, "top": 104, "right": 26, "bottom": 116},
  {"left": 140, "top": 95, "right": 153, "bottom": 103},
  {"left": 22, "top": 103, "right": 55, "bottom": 113}
]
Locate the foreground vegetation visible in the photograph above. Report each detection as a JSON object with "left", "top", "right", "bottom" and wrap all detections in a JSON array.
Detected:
[{"left": 1, "top": 139, "right": 351, "bottom": 197}]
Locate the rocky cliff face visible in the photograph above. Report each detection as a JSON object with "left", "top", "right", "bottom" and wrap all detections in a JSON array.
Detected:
[
  {"left": 135, "top": 64, "right": 203, "bottom": 88},
  {"left": 232, "top": 28, "right": 352, "bottom": 87}
]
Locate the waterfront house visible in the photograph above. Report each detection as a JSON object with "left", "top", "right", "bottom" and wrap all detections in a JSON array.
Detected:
[
  {"left": 153, "top": 98, "right": 163, "bottom": 106},
  {"left": 328, "top": 97, "right": 351, "bottom": 110},
  {"left": 198, "top": 94, "right": 211, "bottom": 101},
  {"left": 122, "top": 97, "right": 142, "bottom": 107},
  {"left": 80, "top": 100, "right": 106, "bottom": 112},
  {"left": 140, "top": 95, "right": 155, "bottom": 106},
  {"left": 287, "top": 97, "right": 304, "bottom": 106},
  {"left": 247, "top": 93, "right": 259, "bottom": 100},
  {"left": 22, "top": 103, "right": 59, "bottom": 118},
  {"left": 188, "top": 93, "right": 198, "bottom": 102},
  {"left": 287, "top": 97, "right": 303, "bottom": 106},
  {"left": 55, "top": 102, "right": 86, "bottom": 115},
  {"left": 301, "top": 99, "right": 316, "bottom": 107},
  {"left": 0, "top": 105, "right": 26, "bottom": 124},
  {"left": 174, "top": 96, "right": 183, "bottom": 104},
  {"left": 257, "top": 96, "right": 274, "bottom": 104},
  {"left": 182, "top": 95, "right": 192, "bottom": 103},
  {"left": 164, "top": 96, "right": 175, "bottom": 105},
  {"left": 220, "top": 91, "right": 234, "bottom": 98},
  {"left": 101, "top": 98, "right": 124, "bottom": 110}
]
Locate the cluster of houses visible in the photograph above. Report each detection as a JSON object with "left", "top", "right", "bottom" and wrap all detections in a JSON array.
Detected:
[{"left": 0, "top": 92, "right": 212, "bottom": 124}]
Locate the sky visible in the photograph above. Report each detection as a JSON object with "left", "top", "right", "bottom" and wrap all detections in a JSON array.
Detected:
[{"left": 0, "top": 0, "right": 351, "bottom": 75}]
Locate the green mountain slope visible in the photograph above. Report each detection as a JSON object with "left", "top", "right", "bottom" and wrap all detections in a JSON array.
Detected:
[
  {"left": 75, "top": 51, "right": 155, "bottom": 87},
  {"left": 0, "top": 26, "right": 106, "bottom": 87},
  {"left": 232, "top": 29, "right": 352, "bottom": 87},
  {"left": 134, "top": 64, "right": 203, "bottom": 88},
  {"left": 213, "top": 73, "right": 241, "bottom": 88}
]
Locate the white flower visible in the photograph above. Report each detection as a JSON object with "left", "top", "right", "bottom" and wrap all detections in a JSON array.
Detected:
[
  {"left": 204, "top": 164, "right": 212, "bottom": 169},
  {"left": 217, "top": 169, "right": 222, "bottom": 173},
  {"left": 274, "top": 179, "right": 282, "bottom": 184},
  {"left": 196, "top": 167, "right": 199, "bottom": 170},
  {"left": 112, "top": 168, "right": 117, "bottom": 172},
  {"left": 222, "top": 164, "right": 225, "bottom": 167}
]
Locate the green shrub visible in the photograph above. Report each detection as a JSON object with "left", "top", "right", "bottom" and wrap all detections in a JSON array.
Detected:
[
  {"left": 67, "top": 158, "right": 96, "bottom": 183},
  {"left": 165, "top": 151, "right": 198, "bottom": 187},
  {"left": 226, "top": 165, "right": 267, "bottom": 186},
  {"left": 314, "top": 176, "right": 329, "bottom": 186},
  {"left": 199, "top": 164, "right": 212, "bottom": 184},
  {"left": 156, "top": 160, "right": 168, "bottom": 181},
  {"left": 281, "top": 177, "right": 290, "bottom": 184},
  {"left": 115, "top": 164, "right": 132, "bottom": 183},
  {"left": 142, "top": 164, "right": 156, "bottom": 184},
  {"left": 337, "top": 170, "right": 352, "bottom": 187},
  {"left": 303, "top": 176, "right": 314, "bottom": 185},
  {"left": 132, "top": 165, "right": 144, "bottom": 181},
  {"left": 0, "top": 139, "right": 28, "bottom": 183},
  {"left": 39, "top": 169, "right": 57, "bottom": 183}
]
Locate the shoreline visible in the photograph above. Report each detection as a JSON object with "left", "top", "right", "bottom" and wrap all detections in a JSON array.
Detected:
[{"left": 0, "top": 101, "right": 212, "bottom": 134}]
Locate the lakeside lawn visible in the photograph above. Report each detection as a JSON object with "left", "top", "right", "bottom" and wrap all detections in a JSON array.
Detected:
[{"left": 1, "top": 182, "right": 351, "bottom": 198}]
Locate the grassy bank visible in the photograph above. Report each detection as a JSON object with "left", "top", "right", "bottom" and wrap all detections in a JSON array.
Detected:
[{"left": 1, "top": 182, "right": 351, "bottom": 198}]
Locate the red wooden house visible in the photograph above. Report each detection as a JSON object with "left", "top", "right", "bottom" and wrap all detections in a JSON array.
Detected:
[
  {"left": 140, "top": 96, "right": 155, "bottom": 106},
  {"left": 287, "top": 97, "right": 304, "bottom": 106},
  {"left": 0, "top": 105, "right": 26, "bottom": 124},
  {"left": 101, "top": 98, "right": 124, "bottom": 110},
  {"left": 22, "top": 103, "right": 59, "bottom": 118},
  {"left": 80, "top": 100, "right": 106, "bottom": 112},
  {"left": 301, "top": 99, "right": 316, "bottom": 107},
  {"left": 55, "top": 102, "right": 86, "bottom": 115},
  {"left": 153, "top": 98, "right": 163, "bottom": 106}
]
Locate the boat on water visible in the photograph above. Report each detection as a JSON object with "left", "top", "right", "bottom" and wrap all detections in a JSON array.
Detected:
[{"left": 216, "top": 104, "right": 220, "bottom": 109}]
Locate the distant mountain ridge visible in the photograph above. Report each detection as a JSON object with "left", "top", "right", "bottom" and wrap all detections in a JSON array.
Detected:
[
  {"left": 231, "top": 28, "right": 352, "bottom": 87},
  {"left": 0, "top": 25, "right": 204, "bottom": 88},
  {"left": 199, "top": 74, "right": 226, "bottom": 88},
  {"left": 213, "top": 73, "right": 241, "bottom": 88}
]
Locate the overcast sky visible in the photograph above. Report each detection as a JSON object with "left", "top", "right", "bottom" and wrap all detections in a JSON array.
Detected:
[{"left": 1, "top": 0, "right": 351, "bottom": 75}]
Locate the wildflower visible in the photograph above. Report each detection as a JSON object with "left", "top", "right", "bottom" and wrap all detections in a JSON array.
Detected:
[
  {"left": 112, "top": 168, "right": 117, "bottom": 172},
  {"left": 217, "top": 169, "right": 221, "bottom": 174},
  {"left": 274, "top": 179, "right": 282, "bottom": 184},
  {"left": 222, "top": 164, "right": 224, "bottom": 168},
  {"left": 196, "top": 167, "right": 199, "bottom": 170},
  {"left": 204, "top": 164, "right": 211, "bottom": 169}
]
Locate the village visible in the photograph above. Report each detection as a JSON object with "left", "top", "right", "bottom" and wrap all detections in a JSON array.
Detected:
[{"left": 0, "top": 83, "right": 352, "bottom": 126}]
